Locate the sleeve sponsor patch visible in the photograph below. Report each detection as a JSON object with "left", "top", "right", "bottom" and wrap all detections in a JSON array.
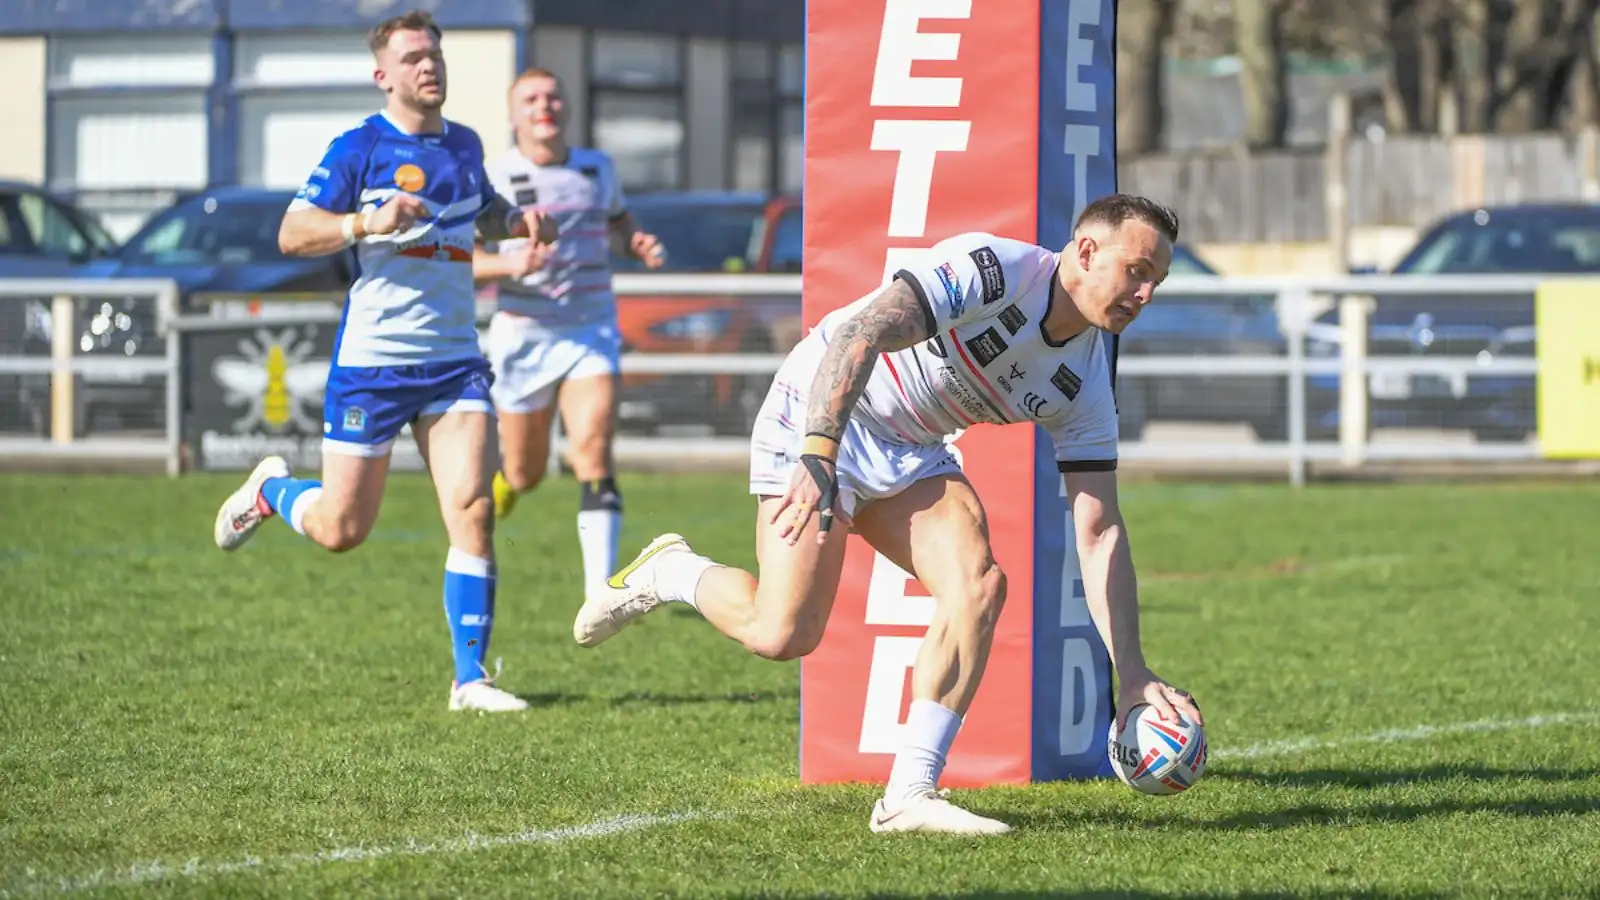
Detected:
[
  {"left": 934, "top": 262, "right": 964, "bottom": 317},
  {"left": 969, "top": 247, "right": 1005, "bottom": 304}
]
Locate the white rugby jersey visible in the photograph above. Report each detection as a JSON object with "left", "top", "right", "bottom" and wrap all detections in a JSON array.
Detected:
[
  {"left": 290, "top": 112, "right": 496, "bottom": 368},
  {"left": 484, "top": 146, "right": 625, "bottom": 327},
  {"left": 813, "top": 233, "right": 1120, "bottom": 471}
]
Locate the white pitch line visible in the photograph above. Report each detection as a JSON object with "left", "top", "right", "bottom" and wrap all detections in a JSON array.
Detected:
[
  {"left": 9, "top": 711, "right": 1599, "bottom": 896},
  {"left": 2, "top": 812, "right": 702, "bottom": 898},
  {"left": 1213, "top": 710, "right": 1600, "bottom": 761}
]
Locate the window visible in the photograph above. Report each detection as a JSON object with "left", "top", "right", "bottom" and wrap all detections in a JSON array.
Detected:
[
  {"left": 589, "top": 32, "right": 684, "bottom": 191},
  {"left": 777, "top": 44, "right": 804, "bottom": 194},
  {"left": 727, "top": 42, "right": 804, "bottom": 195},
  {"left": 47, "top": 36, "right": 213, "bottom": 239},
  {"left": 239, "top": 92, "right": 380, "bottom": 188},
  {"left": 233, "top": 33, "right": 380, "bottom": 189},
  {"left": 17, "top": 192, "right": 94, "bottom": 259}
]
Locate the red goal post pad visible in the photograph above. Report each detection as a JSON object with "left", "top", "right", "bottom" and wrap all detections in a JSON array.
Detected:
[{"left": 799, "top": 0, "right": 1121, "bottom": 786}]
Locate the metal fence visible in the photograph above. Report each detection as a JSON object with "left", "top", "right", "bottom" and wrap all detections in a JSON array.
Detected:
[{"left": 0, "top": 273, "right": 1577, "bottom": 483}]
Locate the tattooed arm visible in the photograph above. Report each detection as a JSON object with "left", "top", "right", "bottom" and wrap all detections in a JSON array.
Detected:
[
  {"left": 802, "top": 276, "right": 937, "bottom": 443},
  {"left": 778, "top": 275, "right": 937, "bottom": 543}
]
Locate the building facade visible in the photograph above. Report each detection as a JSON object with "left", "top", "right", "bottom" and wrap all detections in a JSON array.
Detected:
[{"left": 0, "top": 0, "right": 804, "bottom": 238}]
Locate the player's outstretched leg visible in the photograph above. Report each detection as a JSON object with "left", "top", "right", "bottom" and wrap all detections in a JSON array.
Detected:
[
  {"left": 851, "top": 473, "right": 1011, "bottom": 837},
  {"left": 214, "top": 453, "right": 386, "bottom": 553},
  {"left": 574, "top": 494, "right": 850, "bottom": 659},
  {"left": 417, "top": 406, "right": 528, "bottom": 713}
]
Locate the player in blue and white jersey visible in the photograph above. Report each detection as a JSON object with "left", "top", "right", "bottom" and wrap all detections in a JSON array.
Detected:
[
  {"left": 473, "top": 67, "right": 666, "bottom": 603},
  {"left": 210, "top": 10, "right": 558, "bottom": 714}
]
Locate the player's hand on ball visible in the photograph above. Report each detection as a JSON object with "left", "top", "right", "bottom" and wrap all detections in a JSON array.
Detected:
[
  {"left": 630, "top": 231, "right": 667, "bottom": 269},
  {"left": 1117, "top": 667, "right": 1202, "bottom": 731},
  {"left": 364, "top": 194, "right": 428, "bottom": 235},
  {"left": 772, "top": 455, "right": 850, "bottom": 545}
]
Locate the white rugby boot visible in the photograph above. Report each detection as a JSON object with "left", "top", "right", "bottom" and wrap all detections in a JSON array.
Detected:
[
  {"left": 573, "top": 532, "right": 691, "bottom": 648},
  {"left": 449, "top": 660, "right": 530, "bottom": 713},
  {"left": 869, "top": 789, "right": 1013, "bottom": 836},
  {"left": 213, "top": 455, "right": 290, "bottom": 551}
]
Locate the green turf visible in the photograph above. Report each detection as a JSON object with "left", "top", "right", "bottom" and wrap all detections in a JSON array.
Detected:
[{"left": 2, "top": 472, "right": 1598, "bottom": 898}]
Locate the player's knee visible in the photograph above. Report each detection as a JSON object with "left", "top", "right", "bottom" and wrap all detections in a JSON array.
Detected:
[
  {"left": 747, "top": 606, "right": 827, "bottom": 661},
  {"left": 579, "top": 476, "right": 622, "bottom": 513},
  {"left": 320, "top": 512, "right": 374, "bottom": 553},
  {"left": 567, "top": 428, "right": 611, "bottom": 474},
  {"left": 502, "top": 460, "right": 545, "bottom": 494},
  {"left": 748, "top": 624, "right": 824, "bottom": 662}
]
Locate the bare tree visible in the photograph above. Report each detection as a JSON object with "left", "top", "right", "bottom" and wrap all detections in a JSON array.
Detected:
[
  {"left": 1118, "top": 0, "right": 1177, "bottom": 154},
  {"left": 1235, "top": 0, "right": 1290, "bottom": 148}
]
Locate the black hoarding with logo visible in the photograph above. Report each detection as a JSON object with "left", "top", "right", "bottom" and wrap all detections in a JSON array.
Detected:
[{"left": 184, "top": 320, "right": 425, "bottom": 471}]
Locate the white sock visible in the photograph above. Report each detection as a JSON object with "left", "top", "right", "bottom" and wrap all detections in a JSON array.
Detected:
[
  {"left": 885, "top": 699, "right": 963, "bottom": 803},
  {"left": 287, "top": 487, "right": 322, "bottom": 536},
  {"left": 576, "top": 509, "right": 621, "bottom": 597},
  {"left": 658, "top": 550, "right": 716, "bottom": 611}
]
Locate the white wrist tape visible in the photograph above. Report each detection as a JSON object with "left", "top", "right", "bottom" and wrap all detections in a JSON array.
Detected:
[{"left": 340, "top": 213, "right": 358, "bottom": 246}]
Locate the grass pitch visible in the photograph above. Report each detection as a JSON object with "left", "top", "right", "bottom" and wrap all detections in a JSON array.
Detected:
[{"left": 2, "top": 471, "right": 1598, "bottom": 898}]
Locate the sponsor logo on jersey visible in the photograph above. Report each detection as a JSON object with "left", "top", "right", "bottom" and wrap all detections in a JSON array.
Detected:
[
  {"left": 934, "top": 262, "right": 964, "bottom": 316},
  {"left": 937, "top": 366, "right": 994, "bottom": 422},
  {"left": 509, "top": 173, "right": 530, "bottom": 184},
  {"left": 998, "top": 304, "right": 1028, "bottom": 335},
  {"left": 969, "top": 247, "right": 1005, "bottom": 304},
  {"left": 394, "top": 163, "right": 426, "bottom": 192},
  {"left": 964, "top": 327, "right": 1008, "bottom": 367},
  {"left": 1051, "top": 363, "right": 1083, "bottom": 401},
  {"left": 514, "top": 188, "right": 540, "bottom": 206}
]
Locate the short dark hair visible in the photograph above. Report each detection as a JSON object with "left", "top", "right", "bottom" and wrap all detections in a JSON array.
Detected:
[
  {"left": 1074, "top": 193, "right": 1180, "bottom": 243},
  {"left": 368, "top": 9, "right": 442, "bottom": 55}
]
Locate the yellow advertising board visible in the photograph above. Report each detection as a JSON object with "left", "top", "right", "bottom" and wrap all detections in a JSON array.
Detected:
[{"left": 1536, "top": 281, "right": 1600, "bottom": 458}]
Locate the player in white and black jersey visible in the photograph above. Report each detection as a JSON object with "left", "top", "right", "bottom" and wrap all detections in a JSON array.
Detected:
[
  {"left": 572, "top": 194, "right": 1204, "bottom": 835},
  {"left": 473, "top": 67, "right": 665, "bottom": 604}
]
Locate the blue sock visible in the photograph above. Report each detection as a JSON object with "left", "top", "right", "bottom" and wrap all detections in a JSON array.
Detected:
[
  {"left": 260, "top": 476, "right": 323, "bottom": 536},
  {"left": 443, "top": 548, "right": 496, "bottom": 685}
]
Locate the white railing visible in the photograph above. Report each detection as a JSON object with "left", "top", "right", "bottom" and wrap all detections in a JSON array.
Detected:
[
  {"left": 0, "top": 273, "right": 1572, "bottom": 482},
  {"left": 0, "top": 279, "right": 182, "bottom": 474}
]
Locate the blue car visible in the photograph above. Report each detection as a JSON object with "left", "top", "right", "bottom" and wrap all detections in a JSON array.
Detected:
[
  {"left": 1305, "top": 203, "right": 1600, "bottom": 441},
  {"left": 0, "top": 180, "right": 121, "bottom": 434},
  {"left": 1112, "top": 245, "right": 1295, "bottom": 441},
  {"left": 60, "top": 187, "right": 352, "bottom": 435}
]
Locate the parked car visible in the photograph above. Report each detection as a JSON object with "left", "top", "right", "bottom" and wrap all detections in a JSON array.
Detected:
[
  {"left": 46, "top": 187, "right": 352, "bottom": 435},
  {"left": 1112, "top": 245, "right": 1295, "bottom": 441},
  {"left": 602, "top": 191, "right": 804, "bottom": 435},
  {"left": 0, "top": 181, "right": 121, "bottom": 434},
  {"left": 1305, "top": 203, "right": 1600, "bottom": 441}
]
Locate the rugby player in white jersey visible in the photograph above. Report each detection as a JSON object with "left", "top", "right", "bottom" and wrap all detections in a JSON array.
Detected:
[
  {"left": 572, "top": 194, "right": 1204, "bottom": 834},
  {"left": 473, "top": 67, "right": 665, "bottom": 603},
  {"left": 210, "top": 10, "right": 558, "bottom": 713}
]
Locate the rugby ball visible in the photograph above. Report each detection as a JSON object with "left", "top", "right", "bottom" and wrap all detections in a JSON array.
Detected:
[{"left": 1108, "top": 703, "right": 1208, "bottom": 795}]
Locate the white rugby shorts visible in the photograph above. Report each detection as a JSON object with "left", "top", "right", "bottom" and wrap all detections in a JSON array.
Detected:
[
  {"left": 749, "top": 340, "right": 961, "bottom": 517},
  {"left": 485, "top": 312, "right": 621, "bottom": 413}
]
